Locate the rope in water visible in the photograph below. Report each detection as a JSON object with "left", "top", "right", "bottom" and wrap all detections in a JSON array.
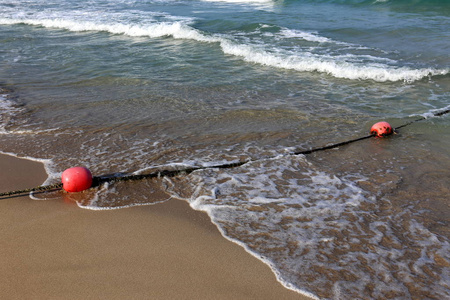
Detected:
[
  {"left": 394, "top": 109, "right": 449, "bottom": 130},
  {"left": 1, "top": 108, "right": 449, "bottom": 198}
]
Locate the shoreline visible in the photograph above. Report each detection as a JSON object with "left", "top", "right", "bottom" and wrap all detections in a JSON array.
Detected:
[{"left": 0, "top": 153, "right": 313, "bottom": 299}]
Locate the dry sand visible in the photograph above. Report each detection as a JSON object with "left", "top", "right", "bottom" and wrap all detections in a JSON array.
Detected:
[{"left": 0, "top": 153, "right": 313, "bottom": 299}]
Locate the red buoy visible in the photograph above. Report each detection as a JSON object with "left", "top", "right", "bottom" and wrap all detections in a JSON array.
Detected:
[
  {"left": 370, "top": 121, "right": 393, "bottom": 137},
  {"left": 61, "top": 167, "right": 93, "bottom": 192}
]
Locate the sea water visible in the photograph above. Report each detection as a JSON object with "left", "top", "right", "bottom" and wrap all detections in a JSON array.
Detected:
[{"left": 1, "top": 0, "right": 449, "bottom": 299}]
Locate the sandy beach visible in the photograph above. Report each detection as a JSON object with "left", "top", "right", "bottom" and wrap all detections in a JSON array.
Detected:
[{"left": 0, "top": 153, "right": 312, "bottom": 299}]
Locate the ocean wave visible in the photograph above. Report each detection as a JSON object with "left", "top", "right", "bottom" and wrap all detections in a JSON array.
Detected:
[
  {"left": 0, "top": 18, "right": 207, "bottom": 40},
  {"left": 219, "top": 39, "right": 448, "bottom": 82},
  {"left": 300, "top": 0, "right": 450, "bottom": 14},
  {"left": 1, "top": 17, "right": 448, "bottom": 82},
  {"left": 371, "top": 0, "right": 450, "bottom": 7}
]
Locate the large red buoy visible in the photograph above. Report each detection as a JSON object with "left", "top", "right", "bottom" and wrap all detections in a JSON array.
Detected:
[
  {"left": 61, "top": 167, "right": 93, "bottom": 192},
  {"left": 370, "top": 121, "right": 393, "bottom": 137}
]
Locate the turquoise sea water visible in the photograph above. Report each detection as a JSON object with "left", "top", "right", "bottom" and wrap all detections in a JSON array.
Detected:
[{"left": 1, "top": 0, "right": 449, "bottom": 299}]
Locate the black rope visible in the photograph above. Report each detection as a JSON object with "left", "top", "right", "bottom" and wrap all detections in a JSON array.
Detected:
[
  {"left": 293, "top": 134, "right": 375, "bottom": 155},
  {"left": 2, "top": 108, "right": 449, "bottom": 198},
  {"left": 93, "top": 161, "right": 249, "bottom": 186},
  {"left": 0, "top": 183, "right": 63, "bottom": 198}
]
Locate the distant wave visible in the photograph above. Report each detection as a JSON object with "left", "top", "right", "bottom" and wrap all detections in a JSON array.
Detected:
[
  {"left": 200, "top": 0, "right": 278, "bottom": 5},
  {"left": 371, "top": 0, "right": 449, "bottom": 6},
  {"left": 1, "top": 17, "right": 448, "bottom": 82},
  {"left": 301, "top": 0, "right": 449, "bottom": 5},
  {"left": 299, "top": 0, "right": 450, "bottom": 13},
  {"left": 201, "top": 0, "right": 275, "bottom": 3},
  {"left": 0, "top": 18, "right": 209, "bottom": 40}
]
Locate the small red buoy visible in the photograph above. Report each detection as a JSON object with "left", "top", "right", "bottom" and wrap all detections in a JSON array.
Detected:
[
  {"left": 370, "top": 121, "right": 393, "bottom": 137},
  {"left": 61, "top": 167, "right": 93, "bottom": 193}
]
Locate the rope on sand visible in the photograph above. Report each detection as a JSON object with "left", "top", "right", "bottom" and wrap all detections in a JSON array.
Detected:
[{"left": 0, "top": 183, "right": 63, "bottom": 197}]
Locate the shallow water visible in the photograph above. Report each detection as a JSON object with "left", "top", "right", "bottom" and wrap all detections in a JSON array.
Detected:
[{"left": 1, "top": 0, "right": 449, "bottom": 299}]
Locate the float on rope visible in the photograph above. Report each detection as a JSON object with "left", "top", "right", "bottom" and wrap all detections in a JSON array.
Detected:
[
  {"left": 61, "top": 166, "right": 93, "bottom": 192},
  {"left": 370, "top": 121, "right": 393, "bottom": 137}
]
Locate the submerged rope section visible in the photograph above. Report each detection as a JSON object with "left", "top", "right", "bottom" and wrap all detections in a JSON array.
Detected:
[{"left": 1, "top": 108, "right": 449, "bottom": 198}]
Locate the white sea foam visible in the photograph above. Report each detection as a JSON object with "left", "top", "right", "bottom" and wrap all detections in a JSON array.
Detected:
[
  {"left": 0, "top": 93, "right": 22, "bottom": 133},
  {"left": 163, "top": 156, "right": 365, "bottom": 297},
  {"left": 0, "top": 18, "right": 205, "bottom": 40},
  {"left": 219, "top": 38, "right": 449, "bottom": 82},
  {"left": 279, "top": 28, "right": 336, "bottom": 44},
  {"left": 418, "top": 104, "right": 450, "bottom": 119},
  {"left": 0, "top": 93, "right": 19, "bottom": 111}
]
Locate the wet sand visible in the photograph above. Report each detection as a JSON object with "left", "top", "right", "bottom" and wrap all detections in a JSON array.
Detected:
[{"left": 0, "top": 153, "right": 313, "bottom": 299}]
